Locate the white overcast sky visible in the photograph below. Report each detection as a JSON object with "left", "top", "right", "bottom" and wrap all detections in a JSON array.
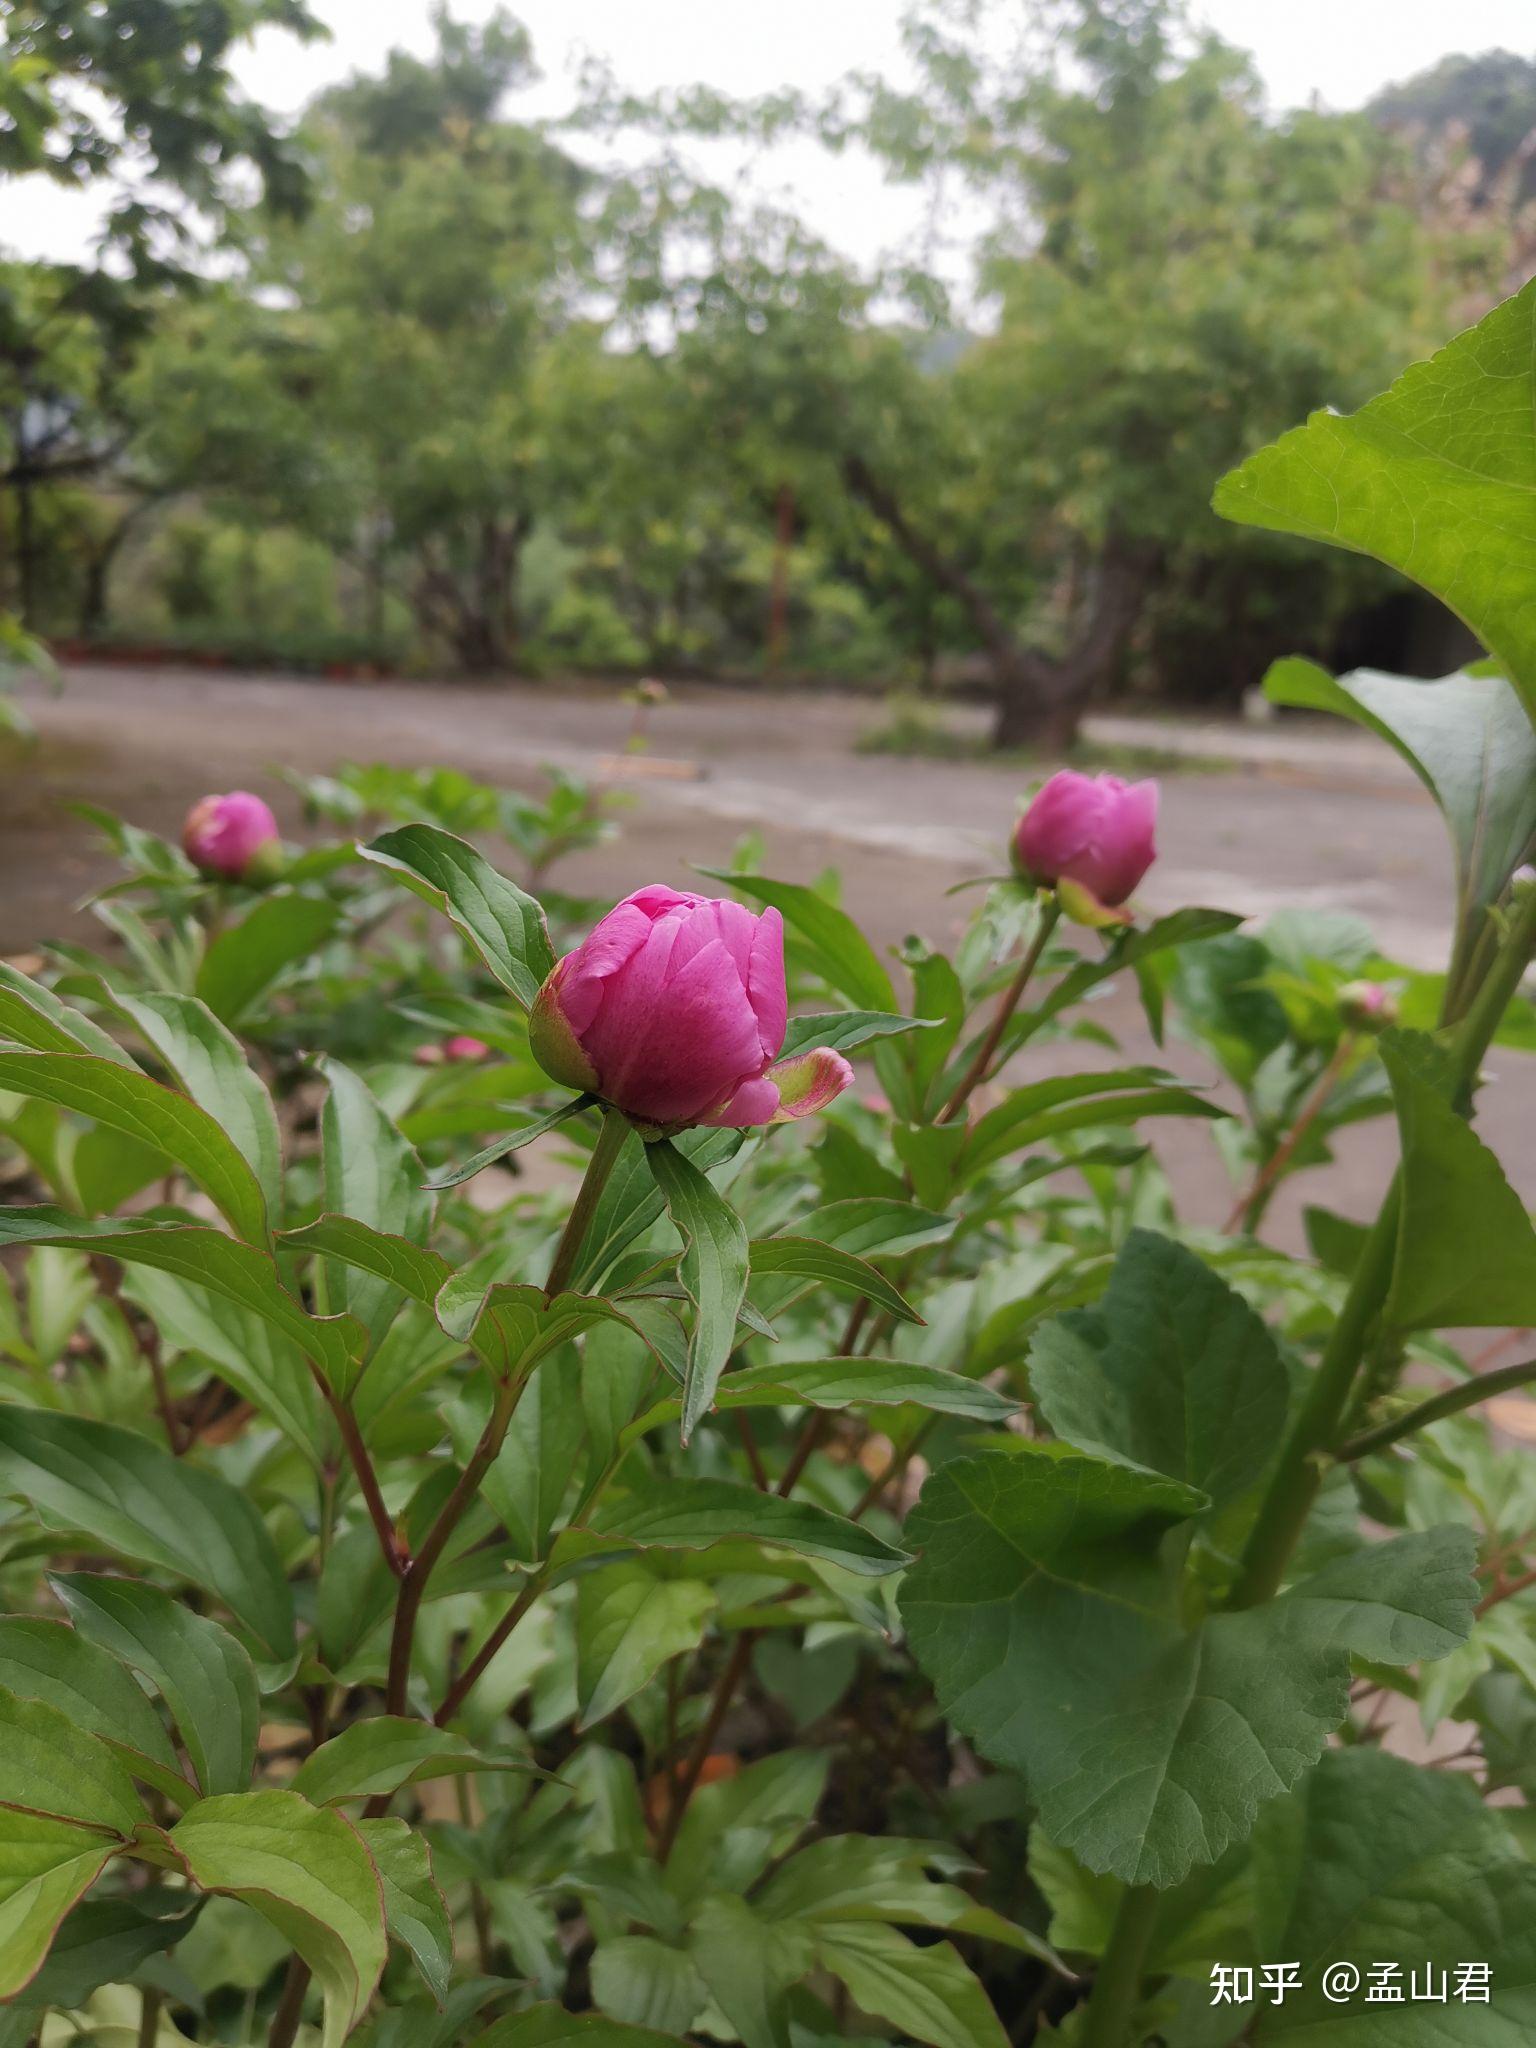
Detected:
[{"left": 6, "top": 0, "right": 1535, "bottom": 269}]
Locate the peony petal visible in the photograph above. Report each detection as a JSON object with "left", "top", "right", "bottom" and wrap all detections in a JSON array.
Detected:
[
  {"left": 701, "top": 1075, "right": 783, "bottom": 1127},
  {"left": 765, "top": 1046, "right": 854, "bottom": 1123},
  {"left": 586, "top": 936, "right": 765, "bottom": 1126},
  {"left": 745, "top": 908, "right": 787, "bottom": 1062}
]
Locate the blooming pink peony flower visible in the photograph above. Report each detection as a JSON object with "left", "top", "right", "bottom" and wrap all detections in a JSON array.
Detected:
[
  {"left": 530, "top": 884, "right": 853, "bottom": 1131},
  {"left": 182, "top": 791, "right": 280, "bottom": 880},
  {"left": 1013, "top": 771, "right": 1158, "bottom": 909}
]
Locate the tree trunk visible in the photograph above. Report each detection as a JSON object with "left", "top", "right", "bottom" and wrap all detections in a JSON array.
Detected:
[
  {"left": 990, "top": 680, "right": 1087, "bottom": 753},
  {"left": 766, "top": 481, "right": 794, "bottom": 673}
]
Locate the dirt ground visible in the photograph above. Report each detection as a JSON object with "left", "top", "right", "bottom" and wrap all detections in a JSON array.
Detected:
[{"left": 4, "top": 661, "right": 1532, "bottom": 1240}]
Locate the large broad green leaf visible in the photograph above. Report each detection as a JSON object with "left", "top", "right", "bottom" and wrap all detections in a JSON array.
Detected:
[
  {"left": 0, "top": 1053, "right": 268, "bottom": 1245},
  {"left": 319, "top": 1057, "right": 435, "bottom": 1352},
  {"left": 696, "top": 870, "right": 896, "bottom": 1013},
  {"left": 1265, "top": 659, "right": 1536, "bottom": 921},
  {"left": 815, "top": 1922, "right": 1008, "bottom": 2048},
  {"left": 1382, "top": 1031, "right": 1536, "bottom": 1330},
  {"left": 664, "top": 1749, "right": 830, "bottom": 1909},
  {"left": 195, "top": 892, "right": 339, "bottom": 1025},
  {"left": 292, "top": 1718, "right": 536, "bottom": 1806},
  {"left": 591, "top": 1937, "right": 706, "bottom": 2037},
  {"left": 281, "top": 1216, "right": 452, "bottom": 1313},
  {"left": 0, "top": 1408, "right": 294, "bottom": 1659},
  {"left": 113, "top": 993, "right": 283, "bottom": 1223},
  {"left": 361, "top": 825, "right": 555, "bottom": 1010},
  {"left": 578, "top": 1477, "right": 908, "bottom": 1579},
  {"left": 575, "top": 1561, "right": 716, "bottom": 1728},
  {"left": 51, "top": 1575, "right": 258, "bottom": 1800},
  {"left": 900, "top": 1446, "right": 1475, "bottom": 1886},
  {"left": 645, "top": 1139, "right": 750, "bottom": 1442},
  {"left": 0, "top": 1615, "right": 186, "bottom": 1802},
  {"left": 169, "top": 1791, "right": 387, "bottom": 2048},
  {"left": 1029, "top": 1230, "right": 1289, "bottom": 1511},
  {"left": 475, "top": 2007, "right": 689, "bottom": 2046},
  {"left": 0, "top": 1813, "right": 119, "bottom": 1999},
  {"left": 356, "top": 1817, "right": 452, "bottom": 2007},
  {"left": 1251, "top": 1746, "right": 1536, "bottom": 2041},
  {"left": 1214, "top": 280, "right": 1536, "bottom": 725},
  {"left": 0, "top": 1684, "right": 144, "bottom": 1835},
  {"left": 0, "top": 1208, "right": 360, "bottom": 1394}
]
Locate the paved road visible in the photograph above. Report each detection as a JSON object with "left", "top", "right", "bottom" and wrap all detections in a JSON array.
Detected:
[{"left": 4, "top": 663, "right": 1527, "bottom": 1235}]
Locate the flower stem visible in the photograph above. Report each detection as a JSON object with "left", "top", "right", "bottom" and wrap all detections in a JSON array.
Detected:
[
  {"left": 544, "top": 1106, "right": 630, "bottom": 1298},
  {"left": 937, "top": 898, "right": 1062, "bottom": 1124},
  {"left": 1339, "top": 1355, "right": 1536, "bottom": 1463},
  {"left": 1080, "top": 1883, "right": 1159, "bottom": 2048},
  {"left": 1223, "top": 1034, "right": 1355, "bottom": 1236},
  {"left": 324, "top": 1389, "right": 405, "bottom": 1577}
]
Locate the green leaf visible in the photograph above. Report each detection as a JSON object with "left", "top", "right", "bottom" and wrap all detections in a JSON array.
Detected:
[
  {"left": 571, "top": 1126, "right": 743, "bottom": 1292},
  {"left": 664, "top": 1750, "right": 830, "bottom": 1909},
  {"left": 1029, "top": 1229, "right": 1289, "bottom": 1510},
  {"left": 361, "top": 825, "right": 555, "bottom": 1010},
  {"left": 697, "top": 870, "right": 896, "bottom": 1012},
  {"left": 1008, "top": 910, "right": 1245, "bottom": 1054},
  {"left": 426, "top": 1093, "right": 594, "bottom": 1189},
  {"left": 962, "top": 1070, "right": 1222, "bottom": 1180},
  {"left": 590, "top": 1937, "right": 706, "bottom": 2037},
  {"left": 169, "top": 1790, "right": 387, "bottom": 2048},
  {"left": 0, "top": 1208, "right": 361, "bottom": 1395},
  {"left": 356, "top": 1817, "right": 453, "bottom": 2006},
  {"left": 114, "top": 993, "right": 284, "bottom": 1224},
  {"left": 779, "top": 1010, "right": 935, "bottom": 1060},
  {"left": 195, "top": 892, "right": 340, "bottom": 1025},
  {"left": 645, "top": 1139, "right": 750, "bottom": 1442},
  {"left": 1251, "top": 1746, "right": 1536, "bottom": 2040},
  {"left": 580, "top": 1477, "right": 908, "bottom": 1578},
  {"left": 437, "top": 1273, "right": 661, "bottom": 1384},
  {"left": 281, "top": 1215, "right": 452, "bottom": 1313},
  {"left": 1214, "top": 281, "right": 1536, "bottom": 725},
  {"left": 0, "top": 1683, "right": 144, "bottom": 1834},
  {"left": 746, "top": 1236, "right": 920, "bottom": 1323},
  {"left": 319, "top": 1057, "right": 435, "bottom": 1351},
  {"left": 0, "top": 1614, "right": 185, "bottom": 1801},
  {"left": 689, "top": 1893, "right": 813, "bottom": 2048},
  {"left": 893, "top": 1120, "right": 968, "bottom": 1208},
  {"left": 0, "top": 1408, "right": 294, "bottom": 1659},
  {"left": 1383, "top": 1031, "right": 1536, "bottom": 1329},
  {"left": 9, "top": 1887, "right": 202, "bottom": 2010},
  {"left": 0, "top": 965, "right": 131, "bottom": 1065},
  {"left": 51, "top": 1575, "right": 258, "bottom": 1799},
  {"left": 0, "top": 1052, "right": 268, "bottom": 1245},
  {"left": 292, "top": 1718, "right": 535, "bottom": 1805},
  {"left": 900, "top": 1447, "right": 1474, "bottom": 1886},
  {"left": 1265, "top": 659, "right": 1536, "bottom": 921},
  {"left": 475, "top": 2007, "right": 689, "bottom": 2047},
  {"left": 575, "top": 1562, "right": 716, "bottom": 1728},
  {"left": 0, "top": 1813, "right": 119, "bottom": 1999},
  {"left": 815, "top": 1921, "right": 1008, "bottom": 2048},
  {"left": 453, "top": 1365, "right": 588, "bottom": 1562},
  {"left": 630, "top": 1357, "right": 1018, "bottom": 1437}
]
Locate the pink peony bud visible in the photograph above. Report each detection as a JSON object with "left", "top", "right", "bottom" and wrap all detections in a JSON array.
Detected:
[
  {"left": 182, "top": 791, "right": 280, "bottom": 880},
  {"left": 443, "top": 1035, "right": 490, "bottom": 1063},
  {"left": 1338, "top": 980, "right": 1397, "bottom": 1032},
  {"left": 530, "top": 884, "right": 853, "bottom": 1132},
  {"left": 1012, "top": 770, "right": 1158, "bottom": 909}
]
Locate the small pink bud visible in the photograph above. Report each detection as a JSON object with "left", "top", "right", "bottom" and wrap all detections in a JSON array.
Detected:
[
  {"left": 1013, "top": 771, "right": 1158, "bottom": 910},
  {"left": 530, "top": 884, "right": 853, "bottom": 1132},
  {"left": 182, "top": 791, "right": 280, "bottom": 880},
  {"left": 1338, "top": 980, "right": 1397, "bottom": 1032},
  {"left": 443, "top": 1035, "right": 490, "bottom": 1063}
]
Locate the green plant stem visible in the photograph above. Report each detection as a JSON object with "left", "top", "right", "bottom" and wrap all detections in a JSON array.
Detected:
[
  {"left": 434, "top": 1567, "right": 548, "bottom": 1725},
  {"left": 543, "top": 1106, "right": 629, "bottom": 1298},
  {"left": 138, "top": 1987, "right": 162, "bottom": 2048},
  {"left": 1223, "top": 1034, "right": 1354, "bottom": 1236},
  {"left": 1232, "top": 881, "right": 1536, "bottom": 1611},
  {"left": 1339, "top": 1357, "right": 1536, "bottom": 1462},
  {"left": 382, "top": 1369, "right": 525, "bottom": 1718},
  {"left": 656, "top": 1627, "right": 757, "bottom": 1863},
  {"left": 325, "top": 1390, "right": 404, "bottom": 1577},
  {"left": 1080, "top": 1883, "right": 1159, "bottom": 2048},
  {"left": 937, "top": 898, "right": 1062, "bottom": 1123}
]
